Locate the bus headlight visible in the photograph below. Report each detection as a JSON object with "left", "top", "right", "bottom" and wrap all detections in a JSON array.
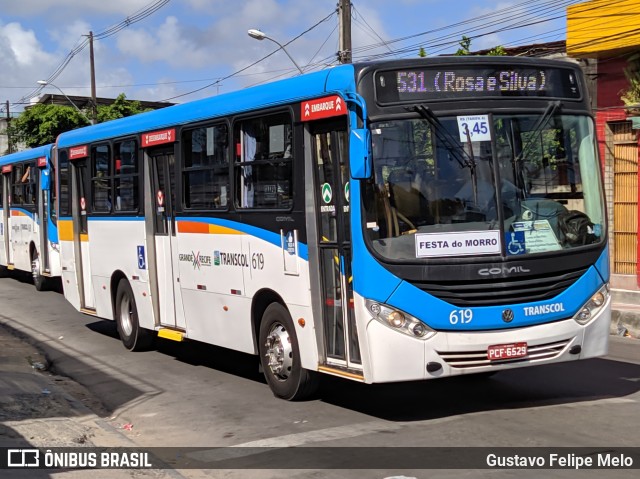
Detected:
[
  {"left": 365, "top": 300, "right": 436, "bottom": 340},
  {"left": 573, "top": 284, "right": 609, "bottom": 325}
]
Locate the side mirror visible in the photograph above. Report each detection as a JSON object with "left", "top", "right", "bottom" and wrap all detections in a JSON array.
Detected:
[
  {"left": 349, "top": 128, "right": 371, "bottom": 179},
  {"left": 40, "top": 169, "right": 50, "bottom": 190}
]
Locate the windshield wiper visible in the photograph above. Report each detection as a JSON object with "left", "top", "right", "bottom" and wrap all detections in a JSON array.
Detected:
[
  {"left": 408, "top": 104, "right": 475, "bottom": 171},
  {"left": 513, "top": 100, "right": 562, "bottom": 168}
]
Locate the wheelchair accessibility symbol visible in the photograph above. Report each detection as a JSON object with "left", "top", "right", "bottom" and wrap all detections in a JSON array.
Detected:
[{"left": 506, "top": 231, "right": 525, "bottom": 255}]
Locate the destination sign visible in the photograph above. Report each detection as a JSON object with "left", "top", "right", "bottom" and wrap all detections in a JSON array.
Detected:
[{"left": 375, "top": 66, "right": 581, "bottom": 104}]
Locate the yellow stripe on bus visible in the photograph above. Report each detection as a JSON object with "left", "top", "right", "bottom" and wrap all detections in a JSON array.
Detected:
[{"left": 58, "top": 220, "right": 74, "bottom": 241}]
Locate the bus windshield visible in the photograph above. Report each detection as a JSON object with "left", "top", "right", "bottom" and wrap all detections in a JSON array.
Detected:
[{"left": 363, "top": 113, "right": 605, "bottom": 261}]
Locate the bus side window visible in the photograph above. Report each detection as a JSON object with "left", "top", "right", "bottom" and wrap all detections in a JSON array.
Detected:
[
  {"left": 182, "top": 124, "right": 229, "bottom": 210},
  {"left": 113, "top": 140, "right": 139, "bottom": 212},
  {"left": 91, "top": 144, "right": 112, "bottom": 213},
  {"left": 12, "top": 165, "right": 24, "bottom": 205},
  {"left": 234, "top": 112, "right": 293, "bottom": 210}
]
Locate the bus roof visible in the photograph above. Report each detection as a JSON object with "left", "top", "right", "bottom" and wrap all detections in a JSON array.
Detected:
[
  {"left": 0, "top": 144, "right": 53, "bottom": 166},
  {"left": 57, "top": 64, "right": 356, "bottom": 149}
]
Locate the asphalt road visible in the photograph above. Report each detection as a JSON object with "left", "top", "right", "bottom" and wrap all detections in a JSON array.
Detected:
[{"left": 1, "top": 273, "right": 639, "bottom": 478}]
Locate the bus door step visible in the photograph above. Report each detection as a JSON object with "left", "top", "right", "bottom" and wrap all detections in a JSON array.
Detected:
[
  {"left": 318, "top": 364, "right": 365, "bottom": 381},
  {"left": 157, "top": 328, "right": 185, "bottom": 342}
]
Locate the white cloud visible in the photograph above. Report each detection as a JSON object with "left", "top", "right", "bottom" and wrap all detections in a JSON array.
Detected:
[
  {"left": 0, "top": 22, "right": 53, "bottom": 67},
  {"left": 1, "top": 0, "right": 155, "bottom": 16},
  {"left": 116, "top": 16, "right": 210, "bottom": 68}
]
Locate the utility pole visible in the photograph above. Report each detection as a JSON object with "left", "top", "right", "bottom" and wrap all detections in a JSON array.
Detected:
[
  {"left": 88, "top": 31, "right": 97, "bottom": 124},
  {"left": 338, "top": 0, "right": 352, "bottom": 63},
  {"left": 5, "top": 100, "right": 12, "bottom": 154}
]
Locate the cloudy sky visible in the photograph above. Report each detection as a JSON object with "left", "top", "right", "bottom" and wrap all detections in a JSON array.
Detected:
[{"left": 0, "top": 0, "right": 577, "bottom": 112}]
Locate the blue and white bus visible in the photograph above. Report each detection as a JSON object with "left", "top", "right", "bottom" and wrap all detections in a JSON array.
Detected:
[
  {"left": 0, "top": 144, "right": 60, "bottom": 290},
  {"left": 53, "top": 56, "right": 610, "bottom": 400}
]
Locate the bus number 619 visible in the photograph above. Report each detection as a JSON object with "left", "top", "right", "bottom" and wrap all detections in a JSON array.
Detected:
[{"left": 449, "top": 309, "right": 473, "bottom": 325}]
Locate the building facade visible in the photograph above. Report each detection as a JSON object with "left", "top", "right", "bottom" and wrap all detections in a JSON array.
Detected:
[{"left": 568, "top": 0, "right": 640, "bottom": 291}]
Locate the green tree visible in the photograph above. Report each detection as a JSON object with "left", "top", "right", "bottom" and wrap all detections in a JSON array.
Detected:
[
  {"left": 488, "top": 45, "right": 507, "bottom": 56},
  {"left": 453, "top": 36, "right": 507, "bottom": 56},
  {"left": 620, "top": 55, "right": 640, "bottom": 107},
  {"left": 7, "top": 93, "right": 152, "bottom": 148},
  {"left": 455, "top": 36, "right": 472, "bottom": 56},
  {"left": 7, "top": 103, "right": 90, "bottom": 148},
  {"left": 97, "top": 93, "right": 152, "bottom": 122}
]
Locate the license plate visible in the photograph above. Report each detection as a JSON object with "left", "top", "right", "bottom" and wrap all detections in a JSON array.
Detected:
[{"left": 487, "top": 342, "right": 528, "bottom": 360}]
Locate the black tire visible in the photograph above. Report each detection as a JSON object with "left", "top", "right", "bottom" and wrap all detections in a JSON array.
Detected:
[
  {"left": 259, "top": 303, "right": 319, "bottom": 401},
  {"left": 0, "top": 265, "right": 8, "bottom": 278},
  {"left": 115, "top": 279, "right": 155, "bottom": 351},
  {"left": 31, "top": 250, "right": 48, "bottom": 291}
]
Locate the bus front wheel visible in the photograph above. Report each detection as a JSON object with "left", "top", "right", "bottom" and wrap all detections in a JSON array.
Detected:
[
  {"left": 31, "top": 250, "right": 48, "bottom": 291},
  {"left": 259, "top": 303, "right": 319, "bottom": 401},
  {"left": 115, "top": 279, "right": 155, "bottom": 352}
]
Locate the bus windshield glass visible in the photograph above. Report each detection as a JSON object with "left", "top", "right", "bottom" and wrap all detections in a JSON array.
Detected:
[{"left": 363, "top": 113, "right": 604, "bottom": 261}]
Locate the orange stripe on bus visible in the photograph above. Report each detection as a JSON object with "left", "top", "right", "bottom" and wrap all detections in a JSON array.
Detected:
[
  {"left": 177, "top": 221, "right": 210, "bottom": 234},
  {"left": 208, "top": 224, "right": 244, "bottom": 235},
  {"left": 177, "top": 221, "right": 244, "bottom": 235},
  {"left": 10, "top": 210, "right": 28, "bottom": 217},
  {"left": 58, "top": 220, "right": 74, "bottom": 241}
]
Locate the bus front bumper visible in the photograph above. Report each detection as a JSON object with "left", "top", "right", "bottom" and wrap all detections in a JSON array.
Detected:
[{"left": 362, "top": 297, "right": 611, "bottom": 384}]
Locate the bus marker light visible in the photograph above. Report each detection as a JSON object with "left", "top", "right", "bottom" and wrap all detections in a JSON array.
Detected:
[
  {"left": 223, "top": 306, "right": 229, "bottom": 311},
  {"left": 298, "top": 318, "right": 306, "bottom": 327},
  {"left": 158, "top": 329, "right": 184, "bottom": 342}
]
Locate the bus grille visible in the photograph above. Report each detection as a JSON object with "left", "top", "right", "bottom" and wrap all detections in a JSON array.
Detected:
[
  {"left": 409, "top": 267, "right": 587, "bottom": 307},
  {"left": 437, "top": 339, "right": 571, "bottom": 369}
]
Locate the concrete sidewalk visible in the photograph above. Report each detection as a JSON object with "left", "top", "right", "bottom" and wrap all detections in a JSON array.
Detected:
[
  {"left": 611, "top": 289, "right": 640, "bottom": 339},
  {"left": 0, "top": 321, "right": 181, "bottom": 478}
]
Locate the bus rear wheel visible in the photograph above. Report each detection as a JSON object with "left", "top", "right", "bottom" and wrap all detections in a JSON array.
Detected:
[
  {"left": 31, "top": 250, "right": 48, "bottom": 291},
  {"left": 115, "top": 279, "right": 155, "bottom": 351},
  {"left": 258, "top": 303, "right": 319, "bottom": 401}
]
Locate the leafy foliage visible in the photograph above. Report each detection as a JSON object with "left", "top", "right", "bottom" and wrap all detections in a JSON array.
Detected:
[
  {"left": 620, "top": 55, "right": 640, "bottom": 106},
  {"left": 7, "top": 93, "right": 153, "bottom": 148},
  {"left": 453, "top": 36, "right": 507, "bottom": 56},
  {"left": 455, "top": 36, "right": 472, "bottom": 56},
  {"left": 7, "top": 104, "right": 90, "bottom": 148},
  {"left": 97, "top": 93, "right": 152, "bottom": 123}
]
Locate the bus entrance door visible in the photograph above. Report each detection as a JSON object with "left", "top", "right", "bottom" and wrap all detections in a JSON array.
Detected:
[
  {"left": 71, "top": 159, "right": 96, "bottom": 311},
  {"left": 147, "top": 147, "right": 186, "bottom": 331},
  {"left": 1, "top": 171, "right": 9, "bottom": 266},
  {"left": 311, "top": 122, "right": 362, "bottom": 371}
]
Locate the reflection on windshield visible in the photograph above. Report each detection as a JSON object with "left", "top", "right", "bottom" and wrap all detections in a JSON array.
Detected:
[{"left": 363, "top": 114, "right": 604, "bottom": 261}]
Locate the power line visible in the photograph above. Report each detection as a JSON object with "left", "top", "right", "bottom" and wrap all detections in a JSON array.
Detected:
[{"left": 14, "top": 0, "right": 173, "bottom": 108}]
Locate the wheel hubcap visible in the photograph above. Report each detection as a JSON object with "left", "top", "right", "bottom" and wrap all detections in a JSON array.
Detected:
[
  {"left": 120, "top": 295, "right": 133, "bottom": 337},
  {"left": 264, "top": 322, "right": 293, "bottom": 381},
  {"left": 31, "top": 255, "right": 40, "bottom": 281}
]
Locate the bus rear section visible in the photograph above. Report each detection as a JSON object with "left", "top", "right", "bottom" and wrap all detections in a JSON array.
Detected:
[
  {"left": 0, "top": 145, "right": 60, "bottom": 290},
  {"left": 351, "top": 58, "right": 610, "bottom": 383}
]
